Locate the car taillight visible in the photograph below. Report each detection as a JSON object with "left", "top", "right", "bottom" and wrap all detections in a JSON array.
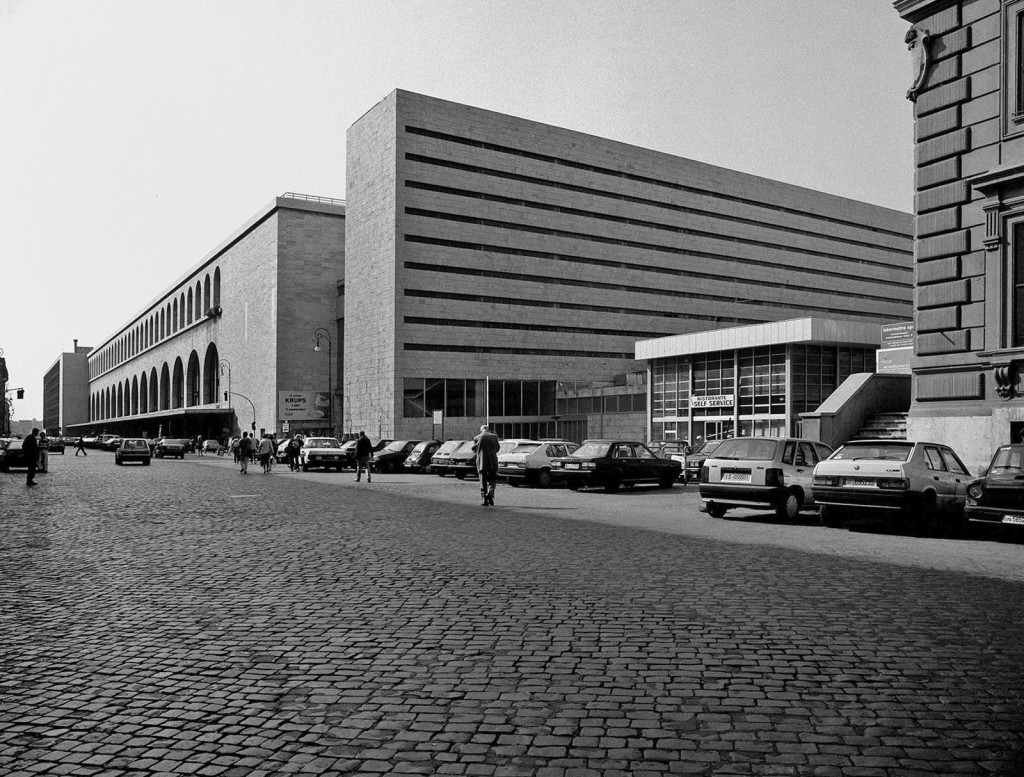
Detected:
[
  {"left": 814, "top": 475, "right": 837, "bottom": 486},
  {"left": 765, "top": 468, "right": 784, "bottom": 487},
  {"left": 877, "top": 478, "right": 909, "bottom": 490},
  {"left": 699, "top": 465, "right": 709, "bottom": 483}
]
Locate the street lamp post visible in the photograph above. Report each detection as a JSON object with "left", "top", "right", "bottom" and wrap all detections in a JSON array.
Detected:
[
  {"left": 224, "top": 390, "right": 256, "bottom": 436},
  {"left": 313, "top": 328, "right": 333, "bottom": 436}
]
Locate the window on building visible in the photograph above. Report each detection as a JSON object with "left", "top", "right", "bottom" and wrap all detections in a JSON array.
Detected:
[{"left": 1014, "top": 222, "right": 1024, "bottom": 347}]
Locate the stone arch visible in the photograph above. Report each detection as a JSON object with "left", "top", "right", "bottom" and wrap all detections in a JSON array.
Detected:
[
  {"left": 172, "top": 298, "right": 179, "bottom": 332},
  {"left": 172, "top": 357, "right": 184, "bottom": 409},
  {"left": 106, "top": 386, "right": 111, "bottom": 419},
  {"left": 213, "top": 267, "right": 221, "bottom": 307},
  {"left": 203, "top": 343, "right": 219, "bottom": 404},
  {"left": 116, "top": 383, "right": 123, "bottom": 418},
  {"left": 149, "top": 367, "right": 159, "bottom": 412},
  {"left": 160, "top": 363, "right": 171, "bottom": 411},
  {"left": 140, "top": 372, "right": 148, "bottom": 414},
  {"left": 186, "top": 350, "right": 201, "bottom": 407},
  {"left": 203, "top": 274, "right": 211, "bottom": 313},
  {"left": 195, "top": 281, "right": 202, "bottom": 320},
  {"left": 131, "top": 376, "right": 139, "bottom": 415},
  {"left": 187, "top": 288, "right": 194, "bottom": 324},
  {"left": 180, "top": 292, "right": 186, "bottom": 329}
]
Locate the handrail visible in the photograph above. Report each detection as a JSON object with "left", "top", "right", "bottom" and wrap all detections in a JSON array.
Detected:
[{"left": 280, "top": 192, "right": 346, "bottom": 206}]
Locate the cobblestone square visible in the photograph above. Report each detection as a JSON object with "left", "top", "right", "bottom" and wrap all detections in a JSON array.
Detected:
[{"left": 2, "top": 453, "right": 1024, "bottom": 776}]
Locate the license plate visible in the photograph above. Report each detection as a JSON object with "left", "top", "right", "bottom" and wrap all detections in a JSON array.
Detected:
[
  {"left": 1002, "top": 515, "right": 1024, "bottom": 525},
  {"left": 564, "top": 463, "right": 580, "bottom": 470},
  {"left": 845, "top": 478, "right": 875, "bottom": 487},
  {"left": 721, "top": 472, "right": 750, "bottom": 483}
]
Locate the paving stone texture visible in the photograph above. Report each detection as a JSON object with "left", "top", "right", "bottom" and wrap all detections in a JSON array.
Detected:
[{"left": 2, "top": 453, "right": 1024, "bottom": 776}]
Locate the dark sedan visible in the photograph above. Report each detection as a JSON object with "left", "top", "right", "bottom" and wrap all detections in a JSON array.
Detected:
[
  {"left": 370, "top": 440, "right": 422, "bottom": 473},
  {"left": 0, "top": 439, "right": 33, "bottom": 471},
  {"left": 403, "top": 440, "right": 442, "bottom": 473},
  {"left": 966, "top": 444, "right": 1024, "bottom": 528},
  {"left": 550, "top": 439, "right": 681, "bottom": 492},
  {"left": 154, "top": 438, "right": 188, "bottom": 459}
]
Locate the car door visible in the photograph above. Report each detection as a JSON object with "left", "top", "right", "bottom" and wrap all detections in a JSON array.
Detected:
[
  {"left": 938, "top": 446, "right": 970, "bottom": 507},
  {"left": 792, "top": 441, "right": 821, "bottom": 495},
  {"left": 610, "top": 443, "right": 636, "bottom": 482},
  {"left": 634, "top": 442, "right": 660, "bottom": 481},
  {"left": 922, "top": 445, "right": 956, "bottom": 507}
]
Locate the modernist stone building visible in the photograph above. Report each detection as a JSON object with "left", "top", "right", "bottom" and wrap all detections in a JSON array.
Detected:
[
  {"left": 71, "top": 194, "right": 345, "bottom": 442},
  {"left": 345, "top": 90, "right": 915, "bottom": 442},
  {"left": 42, "top": 340, "right": 92, "bottom": 436},
  {"left": 894, "top": 0, "right": 1024, "bottom": 470}
]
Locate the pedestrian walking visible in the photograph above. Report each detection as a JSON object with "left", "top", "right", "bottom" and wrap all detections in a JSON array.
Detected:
[
  {"left": 238, "top": 432, "right": 253, "bottom": 474},
  {"left": 23, "top": 428, "right": 39, "bottom": 486},
  {"left": 354, "top": 431, "right": 372, "bottom": 482},
  {"left": 258, "top": 435, "right": 273, "bottom": 473},
  {"left": 472, "top": 424, "right": 500, "bottom": 506},
  {"left": 196, "top": 436, "right": 205, "bottom": 456},
  {"left": 75, "top": 436, "right": 87, "bottom": 456},
  {"left": 287, "top": 435, "right": 302, "bottom": 471}
]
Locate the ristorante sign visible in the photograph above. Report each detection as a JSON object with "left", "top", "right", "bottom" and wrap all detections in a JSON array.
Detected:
[{"left": 690, "top": 394, "right": 734, "bottom": 409}]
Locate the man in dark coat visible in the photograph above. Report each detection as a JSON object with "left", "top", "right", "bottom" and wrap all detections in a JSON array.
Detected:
[
  {"left": 472, "top": 424, "right": 500, "bottom": 506},
  {"left": 23, "top": 428, "right": 39, "bottom": 486},
  {"left": 354, "top": 431, "right": 372, "bottom": 483}
]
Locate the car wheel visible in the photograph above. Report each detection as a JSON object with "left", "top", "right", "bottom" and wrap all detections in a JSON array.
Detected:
[
  {"left": 603, "top": 473, "right": 622, "bottom": 493},
  {"left": 507, "top": 479, "right": 520, "bottom": 488},
  {"left": 707, "top": 503, "right": 727, "bottom": 518},
  {"left": 568, "top": 483, "right": 581, "bottom": 491},
  {"left": 143, "top": 459, "right": 151, "bottom": 466},
  {"left": 302, "top": 463, "right": 310, "bottom": 472},
  {"left": 436, "top": 471, "right": 446, "bottom": 477},
  {"left": 777, "top": 490, "right": 802, "bottom": 521},
  {"left": 819, "top": 504, "right": 846, "bottom": 528},
  {"left": 115, "top": 457, "right": 122, "bottom": 465},
  {"left": 658, "top": 473, "right": 675, "bottom": 489},
  {"left": 455, "top": 472, "right": 466, "bottom": 480},
  {"left": 178, "top": 454, "right": 184, "bottom": 459},
  {"left": 537, "top": 469, "right": 553, "bottom": 489}
]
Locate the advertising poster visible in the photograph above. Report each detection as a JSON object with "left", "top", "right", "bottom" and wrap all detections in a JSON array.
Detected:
[{"left": 279, "top": 391, "right": 330, "bottom": 420}]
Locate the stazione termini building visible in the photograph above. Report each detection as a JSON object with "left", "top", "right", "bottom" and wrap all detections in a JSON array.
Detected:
[{"left": 69, "top": 90, "right": 913, "bottom": 444}]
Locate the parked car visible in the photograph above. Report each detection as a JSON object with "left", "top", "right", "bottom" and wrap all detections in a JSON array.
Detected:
[
  {"left": 201, "top": 439, "right": 221, "bottom": 453},
  {"left": 0, "top": 439, "right": 32, "bottom": 471},
  {"left": 44, "top": 437, "right": 66, "bottom": 454},
  {"left": 81, "top": 435, "right": 99, "bottom": 448},
  {"left": 698, "top": 436, "right": 835, "bottom": 520},
  {"left": 551, "top": 439, "right": 681, "bottom": 492},
  {"left": 154, "top": 438, "right": 188, "bottom": 459},
  {"left": 962, "top": 444, "right": 1024, "bottom": 529},
  {"left": 429, "top": 440, "right": 470, "bottom": 477},
  {"left": 450, "top": 438, "right": 539, "bottom": 480},
  {"left": 812, "top": 439, "right": 970, "bottom": 533},
  {"left": 93, "top": 434, "right": 118, "bottom": 450},
  {"left": 371, "top": 440, "right": 422, "bottom": 473},
  {"left": 682, "top": 438, "right": 729, "bottom": 483},
  {"left": 499, "top": 440, "right": 580, "bottom": 488},
  {"left": 403, "top": 440, "right": 443, "bottom": 473},
  {"left": 115, "top": 437, "right": 153, "bottom": 466},
  {"left": 99, "top": 435, "right": 123, "bottom": 451},
  {"left": 299, "top": 437, "right": 346, "bottom": 472},
  {"left": 342, "top": 438, "right": 392, "bottom": 469}
]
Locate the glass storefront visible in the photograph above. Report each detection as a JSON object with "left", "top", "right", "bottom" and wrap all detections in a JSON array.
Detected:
[{"left": 651, "top": 344, "right": 876, "bottom": 442}]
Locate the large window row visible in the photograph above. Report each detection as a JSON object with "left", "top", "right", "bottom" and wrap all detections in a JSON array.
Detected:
[
  {"left": 90, "top": 344, "right": 220, "bottom": 421},
  {"left": 403, "top": 378, "right": 557, "bottom": 418},
  {"left": 90, "top": 267, "right": 221, "bottom": 377}
]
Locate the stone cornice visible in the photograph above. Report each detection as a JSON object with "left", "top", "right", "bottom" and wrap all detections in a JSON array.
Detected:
[{"left": 893, "top": 0, "right": 957, "bottom": 23}]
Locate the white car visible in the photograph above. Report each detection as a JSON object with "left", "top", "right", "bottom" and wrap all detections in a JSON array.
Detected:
[
  {"left": 498, "top": 440, "right": 579, "bottom": 488},
  {"left": 299, "top": 437, "right": 346, "bottom": 472}
]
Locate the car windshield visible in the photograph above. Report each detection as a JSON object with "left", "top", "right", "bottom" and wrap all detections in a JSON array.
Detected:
[
  {"left": 692, "top": 440, "right": 724, "bottom": 456},
  {"left": 572, "top": 442, "right": 612, "bottom": 458},
  {"left": 711, "top": 438, "right": 779, "bottom": 461},
  {"left": 436, "top": 441, "right": 464, "bottom": 455},
  {"left": 7, "top": 440, "right": 23, "bottom": 451},
  {"left": 987, "top": 446, "right": 1024, "bottom": 474},
  {"left": 411, "top": 442, "right": 433, "bottom": 453},
  {"left": 831, "top": 442, "right": 913, "bottom": 461},
  {"left": 382, "top": 441, "right": 410, "bottom": 452},
  {"left": 124, "top": 440, "right": 149, "bottom": 449},
  {"left": 510, "top": 443, "right": 541, "bottom": 454},
  {"left": 306, "top": 438, "right": 341, "bottom": 449}
]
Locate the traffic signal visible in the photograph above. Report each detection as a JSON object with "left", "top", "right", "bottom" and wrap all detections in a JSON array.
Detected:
[
  {"left": 16, "top": 389, "right": 23, "bottom": 399},
  {"left": 251, "top": 421, "right": 256, "bottom": 431},
  {"left": 224, "top": 392, "right": 228, "bottom": 401}
]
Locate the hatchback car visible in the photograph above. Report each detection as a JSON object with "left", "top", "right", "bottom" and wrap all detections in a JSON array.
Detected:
[
  {"left": 115, "top": 437, "right": 153, "bottom": 465},
  {"left": 154, "top": 438, "right": 188, "bottom": 459},
  {"left": 299, "top": 437, "right": 347, "bottom": 471},
  {"left": 429, "top": 440, "right": 470, "bottom": 477},
  {"left": 812, "top": 439, "right": 970, "bottom": 532},
  {"left": 498, "top": 440, "right": 579, "bottom": 488},
  {"left": 403, "top": 440, "right": 443, "bottom": 473},
  {"left": 201, "top": 439, "right": 221, "bottom": 453},
  {"left": 551, "top": 439, "right": 681, "bottom": 492},
  {"left": 699, "top": 437, "right": 834, "bottom": 520},
  {"left": 965, "top": 444, "right": 1024, "bottom": 529}
]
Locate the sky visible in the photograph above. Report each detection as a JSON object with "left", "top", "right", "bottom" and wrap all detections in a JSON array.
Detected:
[{"left": 0, "top": 0, "right": 914, "bottom": 422}]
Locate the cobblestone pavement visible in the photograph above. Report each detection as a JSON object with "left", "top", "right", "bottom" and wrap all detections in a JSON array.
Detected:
[{"left": 2, "top": 452, "right": 1024, "bottom": 776}]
